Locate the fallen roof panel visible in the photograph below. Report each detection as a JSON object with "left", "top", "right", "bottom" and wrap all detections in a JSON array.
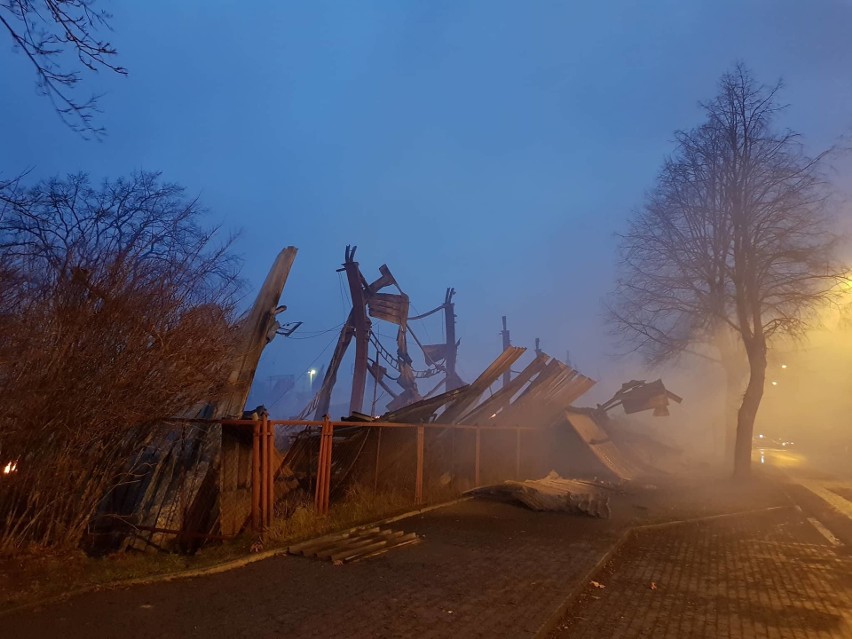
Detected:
[
  {"left": 563, "top": 410, "right": 644, "bottom": 481},
  {"left": 438, "top": 346, "right": 526, "bottom": 423}
]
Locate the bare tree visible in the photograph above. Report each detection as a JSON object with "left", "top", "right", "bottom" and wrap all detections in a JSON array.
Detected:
[
  {"left": 0, "top": 172, "right": 240, "bottom": 552},
  {"left": 1, "top": 0, "right": 126, "bottom": 137},
  {"left": 608, "top": 117, "right": 747, "bottom": 460},
  {"left": 608, "top": 65, "right": 845, "bottom": 477}
]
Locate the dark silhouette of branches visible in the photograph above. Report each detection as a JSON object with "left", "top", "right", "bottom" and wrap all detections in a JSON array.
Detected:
[
  {"left": 607, "top": 64, "right": 846, "bottom": 477},
  {"left": 0, "top": 172, "right": 241, "bottom": 552},
  {"left": 1, "top": 0, "right": 127, "bottom": 137}
]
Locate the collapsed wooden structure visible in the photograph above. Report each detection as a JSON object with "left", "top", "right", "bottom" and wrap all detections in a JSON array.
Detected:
[
  {"left": 93, "top": 247, "right": 299, "bottom": 551},
  {"left": 303, "top": 245, "right": 464, "bottom": 421},
  {"left": 92, "top": 245, "right": 680, "bottom": 553}
]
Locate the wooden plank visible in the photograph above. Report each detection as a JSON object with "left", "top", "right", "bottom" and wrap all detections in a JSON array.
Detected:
[
  {"left": 316, "top": 530, "right": 403, "bottom": 560},
  {"left": 289, "top": 526, "right": 417, "bottom": 562},
  {"left": 352, "top": 535, "right": 420, "bottom": 562},
  {"left": 330, "top": 538, "right": 393, "bottom": 563},
  {"left": 287, "top": 527, "right": 380, "bottom": 554},
  {"left": 340, "top": 532, "right": 419, "bottom": 562}
]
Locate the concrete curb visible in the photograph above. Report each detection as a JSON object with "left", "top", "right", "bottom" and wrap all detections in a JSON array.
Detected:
[
  {"left": 532, "top": 504, "right": 793, "bottom": 639},
  {"left": 532, "top": 526, "right": 633, "bottom": 639},
  {"left": 631, "top": 504, "right": 791, "bottom": 531},
  {"left": 0, "top": 497, "right": 470, "bottom": 619}
]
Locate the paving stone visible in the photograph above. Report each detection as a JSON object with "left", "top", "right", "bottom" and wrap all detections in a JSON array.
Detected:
[
  {"left": 0, "top": 500, "right": 623, "bottom": 639},
  {"left": 4, "top": 476, "right": 843, "bottom": 639},
  {"left": 550, "top": 508, "right": 852, "bottom": 639}
]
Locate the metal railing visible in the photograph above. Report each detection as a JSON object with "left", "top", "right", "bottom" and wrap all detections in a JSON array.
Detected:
[{"left": 171, "top": 416, "right": 539, "bottom": 533}]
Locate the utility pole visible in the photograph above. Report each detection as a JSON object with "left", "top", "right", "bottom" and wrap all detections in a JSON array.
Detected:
[{"left": 500, "top": 315, "right": 511, "bottom": 388}]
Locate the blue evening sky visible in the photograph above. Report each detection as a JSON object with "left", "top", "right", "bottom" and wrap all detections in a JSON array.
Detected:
[{"left": 2, "top": 1, "right": 851, "bottom": 411}]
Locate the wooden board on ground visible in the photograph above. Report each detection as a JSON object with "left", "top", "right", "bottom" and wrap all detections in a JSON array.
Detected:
[{"left": 287, "top": 526, "right": 419, "bottom": 563}]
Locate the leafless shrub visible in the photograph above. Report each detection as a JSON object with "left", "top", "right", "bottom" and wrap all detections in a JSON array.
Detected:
[{"left": 0, "top": 172, "right": 241, "bottom": 552}]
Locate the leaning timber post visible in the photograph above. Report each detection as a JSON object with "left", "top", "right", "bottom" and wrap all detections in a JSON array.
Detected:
[
  {"left": 475, "top": 427, "right": 481, "bottom": 486},
  {"left": 136, "top": 248, "right": 296, "bottom": 551},
  {"left": 415, "top": 425, "right": 425, "bottom": 505},
  {"left": 343, "top": 248, "right": 370, "bottom": 415},
  {"left": 217, "top": 247, "right": 297, "bottom": 537},
  {"left": 251, "top": 422, "right": 260, "bottom": 532},
  {"left": 500, "top": 316, "right": 511, "bottom": 390}
]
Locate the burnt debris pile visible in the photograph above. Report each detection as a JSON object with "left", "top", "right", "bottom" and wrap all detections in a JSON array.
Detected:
[{"left": 88, "top": 246, "right": 681, "bottom": 553}]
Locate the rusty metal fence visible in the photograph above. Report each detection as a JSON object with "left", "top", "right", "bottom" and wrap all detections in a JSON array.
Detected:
[{"left": 169, "top": 416, "right": 542, "bottom": 534}]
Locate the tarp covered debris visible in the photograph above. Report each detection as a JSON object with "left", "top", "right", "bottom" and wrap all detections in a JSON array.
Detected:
[{"left": 466, "top": 471, "right": 612, "bottom": 518}]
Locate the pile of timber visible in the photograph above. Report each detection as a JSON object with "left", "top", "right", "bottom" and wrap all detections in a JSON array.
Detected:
[{"left": 287, "top": 525, "right": 419, "bottom": 563}]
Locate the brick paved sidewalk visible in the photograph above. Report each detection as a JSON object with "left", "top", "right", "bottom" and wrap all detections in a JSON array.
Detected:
[
  {"left": 1, "top": 499, "right": 625, "bottom": 639},
  {"left": 550, "top": 507, "right": 852, "bottom": 638},
  {"left": 3, "top": 475, "right": 827, "bottom": 639}
]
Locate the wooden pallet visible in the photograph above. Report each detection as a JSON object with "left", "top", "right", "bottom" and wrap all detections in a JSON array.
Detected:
[{"left": 287, "top": 526, "right": 419, "bottom": 563}]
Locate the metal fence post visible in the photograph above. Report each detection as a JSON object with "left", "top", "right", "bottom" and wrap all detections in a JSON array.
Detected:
[
  {"left": 314, "top": 419, "right": 327, "bottom": 513},
  {"left": 475, "top": 427, "right": 481, "bottom": 486},
  {"left": 314, "top": 416, "right": 333, "bottom": 515},
  {"left": 322, "top": 416, "right": 333, "bottom": 514},
  {"left": 374, "top": 428, "right": 382, "bottom": 492},
  {"left": 259, "top": 417, "right": 268, "bottom": 529},
  {"left": 264, "top": 414, "right": 273, "bottom": 527},
  {"left": 415, "top": 425, "right": 424, "bottom": 505},
  {"left": 252, "top": 421, "right": 260, "bottom": 532},
  {"left": 515, "top": 428, "right": 521, "bottom": 480}
]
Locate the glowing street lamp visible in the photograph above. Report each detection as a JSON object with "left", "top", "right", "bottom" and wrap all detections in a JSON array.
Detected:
[{"left": 308, "top": 368, "right": 317, "bottom": 390}]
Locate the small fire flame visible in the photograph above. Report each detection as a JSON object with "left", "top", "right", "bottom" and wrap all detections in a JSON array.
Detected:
[{"left": 2, "top": 461, "right": 17, "bottom": 475}]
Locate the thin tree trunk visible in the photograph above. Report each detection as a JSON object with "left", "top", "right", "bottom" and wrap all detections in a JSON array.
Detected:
[
  {"left": 733, "top": 343, "right": 766, "bottom": 478},
  {"left": 723, "top": 372, "right": 741, "bottom": 467},
  {"left": 717, "top": 329, "right": 744, "bottom": 469}
]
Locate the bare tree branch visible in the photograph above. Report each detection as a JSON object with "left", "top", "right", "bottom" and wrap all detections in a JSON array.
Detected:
[{"left": 1, "top": 0, "right": 127, "bottom": 138}]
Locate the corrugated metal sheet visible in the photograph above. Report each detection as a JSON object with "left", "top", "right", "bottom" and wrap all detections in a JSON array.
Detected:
[
  {"left": 383, "top": 384, "right": 471, "bottom": 423},
  {"left": 459, "top": 353, "right": 550, "bottom": 425},
  {"left": 563, "top": 410, "right": 644, "bottom": 481},
  {"left": 492, "top": 359, "right": 595, "bottom": 429},
  {"left": 439, "top": 346, "right": 526, "bottom": 423}
]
